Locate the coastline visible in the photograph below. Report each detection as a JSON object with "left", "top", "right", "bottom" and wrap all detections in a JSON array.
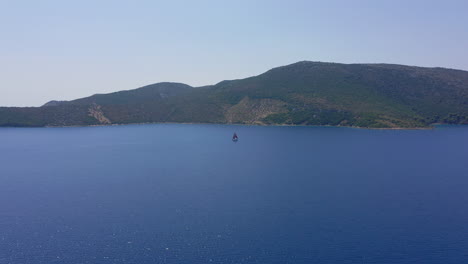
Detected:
[{"left": 0, "top": 121, "right": 441, "bottom": 130}]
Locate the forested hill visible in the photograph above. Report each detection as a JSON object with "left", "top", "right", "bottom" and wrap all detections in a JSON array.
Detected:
[{"left": 1, "top": 61, "right": 467, "bottom": 128}]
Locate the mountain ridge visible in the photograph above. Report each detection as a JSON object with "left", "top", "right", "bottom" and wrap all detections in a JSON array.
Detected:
[{"left": 1, "top": 61, "right": 467, "bottom": 128}]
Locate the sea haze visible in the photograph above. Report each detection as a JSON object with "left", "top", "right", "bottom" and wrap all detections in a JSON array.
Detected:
[{"left": 0, "top": 124, "right": 467, "bottom": 264}]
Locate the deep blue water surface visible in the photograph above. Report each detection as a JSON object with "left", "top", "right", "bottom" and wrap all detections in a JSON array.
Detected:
[{"left": 0, "top": 124, "right": 467, "bottom": 264}]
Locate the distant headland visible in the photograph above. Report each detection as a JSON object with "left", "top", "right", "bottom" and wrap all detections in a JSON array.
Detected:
[{"left": 1, "top": 61, "right": 467, "bottom": 128}]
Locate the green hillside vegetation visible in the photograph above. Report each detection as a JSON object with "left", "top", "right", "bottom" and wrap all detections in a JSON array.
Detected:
[{"left": 1, "top": 61, "right": 467, "bottom": 128}]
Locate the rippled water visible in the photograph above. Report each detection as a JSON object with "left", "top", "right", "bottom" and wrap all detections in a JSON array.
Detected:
[{"left": 0, "top": 124, "right": 467, "bottom": 264}]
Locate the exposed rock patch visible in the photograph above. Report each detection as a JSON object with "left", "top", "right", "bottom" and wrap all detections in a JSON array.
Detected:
[
  {"left": 88, "top": 104, "right": 111, "bottom": 124},
  {"left": 226, "top": 97, "right": 287, "bottom": 124}
]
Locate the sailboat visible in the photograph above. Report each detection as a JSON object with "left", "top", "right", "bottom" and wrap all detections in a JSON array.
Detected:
[{"left": 232, "top": 132, "right": 238, "bottom": 142}]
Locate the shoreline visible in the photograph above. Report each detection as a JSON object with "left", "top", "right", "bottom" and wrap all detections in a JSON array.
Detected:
[{"left": 0, "top": 121, "right": 447, "bottom": 130}]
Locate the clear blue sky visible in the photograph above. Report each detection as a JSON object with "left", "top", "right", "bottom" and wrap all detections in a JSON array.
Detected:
[{"left": 1, "top": 0, "right": 468, "bottom": 106}]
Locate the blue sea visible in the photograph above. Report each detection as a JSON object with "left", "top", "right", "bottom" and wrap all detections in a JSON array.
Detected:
[{"left": 0, "top": 124, "right": 467, "bottom": 264}]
